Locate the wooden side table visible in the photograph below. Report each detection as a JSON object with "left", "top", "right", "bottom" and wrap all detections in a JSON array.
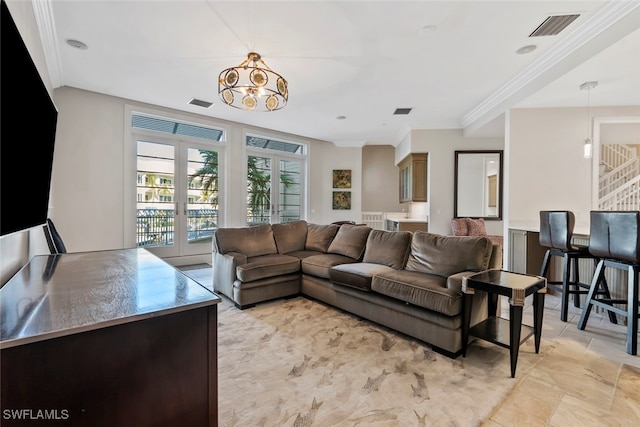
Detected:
[{"left": 461, "top": 269, "right": 547, "bottom": 378}]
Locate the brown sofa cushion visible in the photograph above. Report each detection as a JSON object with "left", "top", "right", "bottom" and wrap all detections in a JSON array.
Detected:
[
  {"left": 236, "top": 254, "right": 300, "bottom": 282},
  {"left": 305, "top": 223, "right": 339, "bottom": 252},
  {"left": 372, "top": 270, "right": 462, "bottom": 316},
  {"left": 272, "top": 220, "right": 308, "bottom": 254},
  {"left": 362, "top": 229, "right": 411, "bottom": 269},
  {"left": 214, "top": 224, "right": 277, "bottom": 257},
  {"left": 405, "top": 232, "right": 492, "bottom": 278},
  {"left": 329, "top": 262, "right": 396, "bottom": 291},
  {"left": 301, "top": 253, "right": 358, "bottom": 279},
  {"left": 327, "top": 224, "right": 372, "bottom": 260}
]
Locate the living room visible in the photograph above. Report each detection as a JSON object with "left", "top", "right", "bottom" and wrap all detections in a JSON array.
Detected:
[
  {"left": 1, "top": 1, "right": 639, "bottom": 425},
  {"left": 2, "top": 0, "right": 640, "bottom": 279}
]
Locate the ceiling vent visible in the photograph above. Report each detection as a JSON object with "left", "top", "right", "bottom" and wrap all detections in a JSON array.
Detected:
[
  {"left": 393, "top": 108, "right": 412, "bottom": 115},
  {"left": 529, "top": 14, "right": 580, "bottom": 37},
  {"left": 189, "top": 98, "right": 213, "bottom": 108}
]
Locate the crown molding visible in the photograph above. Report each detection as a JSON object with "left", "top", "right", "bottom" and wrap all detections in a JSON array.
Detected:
[
  {"left": 32, "top": 0, "right": 62, "bottom": 88},
  {"left": 460, "top": 1, "right": 640, "bottom": 131}
]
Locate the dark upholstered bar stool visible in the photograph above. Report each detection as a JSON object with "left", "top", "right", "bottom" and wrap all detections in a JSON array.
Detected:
[
  {"left": 539, "top": 211, "right": 616, "bottom": 323},
  {"left": 578, "top": 211, "right": 640, "bottom": 355}
]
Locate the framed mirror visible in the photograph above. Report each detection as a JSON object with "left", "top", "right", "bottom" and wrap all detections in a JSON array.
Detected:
[{"left": 454, "top": 150, "right": 503, "bottom": 220}]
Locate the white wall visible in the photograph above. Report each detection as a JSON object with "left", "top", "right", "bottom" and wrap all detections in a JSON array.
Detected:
[
  {"left": 49, "top": 87, "right": 364, "bottom": 254},
  {"left": 508, "top": 106, "right": 640, "bottom": 232},
  {"left": 404, "top": 129, "right": 504, "bottom": 236}
]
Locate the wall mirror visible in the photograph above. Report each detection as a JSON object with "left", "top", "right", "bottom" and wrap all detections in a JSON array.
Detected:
[{"left": 454, "top": 150, "right": 503, "bottom": 220}]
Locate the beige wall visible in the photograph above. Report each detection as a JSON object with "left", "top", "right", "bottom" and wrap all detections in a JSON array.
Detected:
[
  {"left": 507, "top": 106, "right": 640, "bottom": 232},
  {"left": 405, "top": 129, "right": 504, "bottom": 236},
  {"left": 361, "top": 145, "right": 402, "bottom": 213},
  {"left": 47, "top": 86, "right": 367, "bottom": 255}
]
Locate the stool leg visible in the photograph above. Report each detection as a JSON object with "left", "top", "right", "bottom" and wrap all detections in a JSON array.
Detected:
[
  {"left": 627, "top": 266, "right": 638, "bottom": 355},
  {"left": 561, "top": 253, "right": 571, "bottom": 322},
  {"left": 540, "top": 250, "right": 551, "bottom": 277},
  {"left": 572, "top": 256, "right": 581, "bottom": 308},
  {"left": 594, "top": 259, "right": 618, "bottom": 324},
  {"left": 578, "top": 259, "right": 606, "bottom": 330}
]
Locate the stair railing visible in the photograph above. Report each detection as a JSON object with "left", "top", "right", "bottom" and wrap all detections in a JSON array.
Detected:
[
  {"left": 599, "top": 157, "right": 640, "bottom": 198},
  {"left": 599, "top": 175, "right": 640, "bottom": 211},
  {"left": 600, "top": 143, "right": 635, "bottom": 170}
]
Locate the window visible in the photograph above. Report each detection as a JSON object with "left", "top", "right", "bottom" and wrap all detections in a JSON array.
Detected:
[{"left": 246, "top": 134, "right": 306, "bottom": 225}]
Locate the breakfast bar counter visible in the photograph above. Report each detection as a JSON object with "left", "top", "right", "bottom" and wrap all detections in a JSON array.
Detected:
[{"left": 0, "top": 248, "right": 220, "bottom": 426}]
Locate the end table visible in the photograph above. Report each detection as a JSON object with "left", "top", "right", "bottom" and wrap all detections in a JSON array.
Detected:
[{"left": 461, "top": 269, "right": 547, "bottom": 378}]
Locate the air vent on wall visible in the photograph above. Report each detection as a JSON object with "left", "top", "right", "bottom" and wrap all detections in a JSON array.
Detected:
[
  {"left": 529, "top": 14, "right": 580, "bottom": 37},
  {"left": 189, "top": 98, "right": 214, "bottom": 108},
  {"left": 393, "top": 108, "right": 412, "bottom": 115}
]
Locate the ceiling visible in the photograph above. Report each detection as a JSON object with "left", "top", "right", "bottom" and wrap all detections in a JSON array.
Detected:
[{"left": 37, "top": 1, "right": 640, "bottom": 146}]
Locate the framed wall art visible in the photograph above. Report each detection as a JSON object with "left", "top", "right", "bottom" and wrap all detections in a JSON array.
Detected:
[
  {"left": 332, "top": 191, "right": 351, "bottom": 210},
  {"left": 332, "top": 169, "right": 352, "bottom": 189}
]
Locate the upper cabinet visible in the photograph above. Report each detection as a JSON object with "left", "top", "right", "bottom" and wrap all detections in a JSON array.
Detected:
[{"left": 399, "top": 153, "right": 428, "bottom": 203}]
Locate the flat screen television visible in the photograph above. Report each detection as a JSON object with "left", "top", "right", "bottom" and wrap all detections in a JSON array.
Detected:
[{"left": 1, "top": 0, "right": 58, "bottom": 236}]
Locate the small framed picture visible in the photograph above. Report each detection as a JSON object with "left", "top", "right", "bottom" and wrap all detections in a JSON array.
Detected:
[
  {"left": 332, "top": 169, "right": 352, "bottom": 189},
  {"left": 332, "top": 191, "right": 351, "bottom": 210}
]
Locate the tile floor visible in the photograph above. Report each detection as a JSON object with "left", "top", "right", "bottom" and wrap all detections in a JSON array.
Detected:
[
  {"left": 484, "top": 291, "right": 640, "bottom": 426},
  {"left": 178, "top": 264, "right": 640, "bottom": 426}
]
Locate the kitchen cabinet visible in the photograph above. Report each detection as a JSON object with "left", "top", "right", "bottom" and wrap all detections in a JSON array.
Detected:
[
  {"left": 385, "top": 219, "right": 428, "bottom": 233},
  {"left": 399, "top": 153, "right": 428, "bottom": 203},
  {"left": 508, "top": 228, "right": 547, "bottom": 275}
]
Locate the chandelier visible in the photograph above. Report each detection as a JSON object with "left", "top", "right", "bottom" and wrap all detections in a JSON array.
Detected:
[{"left": 218, "top": 52, "right": 288, "bottom": 112}]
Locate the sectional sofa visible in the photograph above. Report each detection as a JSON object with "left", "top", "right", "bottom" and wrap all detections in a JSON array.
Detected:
[{"left": 212, "top": 221, "right": 502, "bottom": 357}]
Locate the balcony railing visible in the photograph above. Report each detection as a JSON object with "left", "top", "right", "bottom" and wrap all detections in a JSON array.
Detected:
[{"left": 136, "top": 208, "right": 217, "bottom": 247}]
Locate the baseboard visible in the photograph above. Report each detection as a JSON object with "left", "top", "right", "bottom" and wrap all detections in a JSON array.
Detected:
[{"left": 161, "top": 254, "right": 210, "bottom": 267}]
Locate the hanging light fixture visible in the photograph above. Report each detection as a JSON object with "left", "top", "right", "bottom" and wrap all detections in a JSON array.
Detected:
[
  {"left": 580, "top": 81, "right": 598, "bottom": 159},
  {"left": 218, "top": 52, "right": 288, "bottom": 112}
]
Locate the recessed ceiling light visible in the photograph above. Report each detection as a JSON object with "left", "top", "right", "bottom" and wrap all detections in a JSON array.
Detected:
[
  {"left": 66, "top": 39, "right": 88, "bottom": 50},
  {"left": 516, "top": 45, "right": 537, "bottom": 54}
]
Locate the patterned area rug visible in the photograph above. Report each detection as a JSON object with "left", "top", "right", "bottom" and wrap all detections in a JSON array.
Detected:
[{"left": 217, "top": 296, "right": 540, "bottom": 426}]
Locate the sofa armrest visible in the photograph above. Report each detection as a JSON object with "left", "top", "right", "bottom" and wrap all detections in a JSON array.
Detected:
[
  {"left": 488, "top": 243, "right": 503, "bottom": 269},
  {"left": 445, "top": 271, "right": 477, "bottom": 293},
  {"left": 213, "top": 251, "right": 247, "bottom": 298},
  {"left": 446, "top": 271, "right": 491, "bottom": 326}
]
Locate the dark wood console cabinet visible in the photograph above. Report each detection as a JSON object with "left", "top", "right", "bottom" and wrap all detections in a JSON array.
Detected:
[{"left": 0, "top": 249, "right": 220, "bottom": 427}]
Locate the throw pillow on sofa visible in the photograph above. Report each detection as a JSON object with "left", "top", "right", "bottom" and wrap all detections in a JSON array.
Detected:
[
  {"left": 327, "top": 224, "right": 372, "bottom": 260},
  {"left": 214, "top": 224, "right": 277, "bottom": 257},
  {"left": 362, "top": 229, "right": 411, "bottom": 269},
  {"left": 405, "top": 231, "right": 492, "bottom": 278},
  {"left": 465, "top": 218, "right": 487, "bottom": 236},
  {"left": 272, "top": 220, "right": 308, "bottom": 254},
  {"left": 451, "top": 218, "right": 468, "bottom": 236},
  {"left": 305, "top": 223, "right": 339, "bottom": 252}
]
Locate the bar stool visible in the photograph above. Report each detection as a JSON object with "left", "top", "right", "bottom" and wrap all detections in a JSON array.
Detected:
[
  {"left": 578, "top": 211, "right": 640, "bottom": 355},
  {"left": 539, "top": 211, "right": 616, "bottom": 323}
]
